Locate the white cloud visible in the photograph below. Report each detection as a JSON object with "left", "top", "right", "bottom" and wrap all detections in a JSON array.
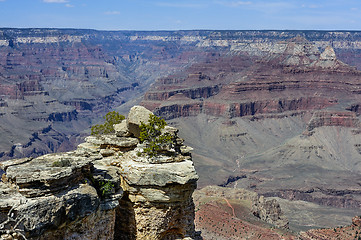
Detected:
[
  {"left": 301, "top": 4, "right": 323, "bottom": 9},
  {"left": 43, "top": 0, "right": 69, "bottom": 3},
  {"left": 104, "top": 11, "right": 120, "bottom": 15},
  {"left": 65, "top": 3, "right": 74, "bottom": 7}
]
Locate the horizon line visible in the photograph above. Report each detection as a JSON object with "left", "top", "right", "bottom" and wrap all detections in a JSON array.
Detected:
[{"left": 1, "top": 27, "right": 361, "bottom": 32}]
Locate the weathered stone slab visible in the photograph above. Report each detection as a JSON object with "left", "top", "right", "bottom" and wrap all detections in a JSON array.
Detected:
[
  {"left": 4, "top": 152, "right": 94, "bottom": 197},
  {"left": 120, "top": 152, "right": 198, "bottom": 187},
  {"left": 85, "top": 135, "right": 139, "bottom": 149}
]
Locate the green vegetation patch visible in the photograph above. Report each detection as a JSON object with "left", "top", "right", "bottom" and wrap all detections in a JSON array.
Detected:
[
  {"left": 139, "top": 114, "right": 173, "bottom": 157},
  {"left": 91, "top": 111, "right": 125, "bottom": 135},
  {"left": 51, "top": 159, "right": 72, "bottom": 167},
  {"left": 98, "top": 180, "right": 115, "bottom": 198}
]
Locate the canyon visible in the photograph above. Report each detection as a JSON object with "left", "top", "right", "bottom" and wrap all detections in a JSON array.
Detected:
[
  {"left": 1, "top": 29, "right": 361, "bottom": 237},
  {"left": 1, "top": 29, "right": 361, "bottom": 161}
]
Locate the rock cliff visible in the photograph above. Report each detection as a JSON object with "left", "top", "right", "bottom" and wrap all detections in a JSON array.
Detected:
[
  {"left": 0, "top": 106, "right": 200, "bottom": 240},
  {"left": 142, "top": 37, "right": 361, "bottom": 120}
]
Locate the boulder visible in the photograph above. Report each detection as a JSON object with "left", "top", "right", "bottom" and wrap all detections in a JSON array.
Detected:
[
  {"left": 127, "top": 105, "right": 153, "bottom": 138},
  {"left": 3, "top": 152, "right": 94, "bottom": 198}
]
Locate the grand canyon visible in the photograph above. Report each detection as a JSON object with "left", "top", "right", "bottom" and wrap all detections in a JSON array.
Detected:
[{"left": 1, "top": 29, "right": 361, "bottom": 239}]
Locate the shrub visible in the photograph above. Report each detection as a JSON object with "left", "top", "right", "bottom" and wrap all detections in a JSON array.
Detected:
[
  {"left": 91, "top": 111, "right": 125, "bottom": 135},
  {"left": 139, "top": 114, "right": 172, "bottom": 157},
  {"left": 98, "top": 180, "right": 114, "bottom": 198},
  {"left": 51, "top": 159, "right": 71, "bottom": 167}
]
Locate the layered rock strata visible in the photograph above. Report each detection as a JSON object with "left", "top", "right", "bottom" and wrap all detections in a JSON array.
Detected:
[
  {"left": 142, "top": 38, "right": 361, "bottom": 120},
  {"left": 140, "top": 36, "right": 361, "bottom": 229},
  {"left": 0, "top": 106, "right": 200, "bottom": 240},
  {"left": 306, "top": 111, "right": 360, "bottom": 132},
  {"left": 3, "top": 29, "right": 361, "bottom": 162}
]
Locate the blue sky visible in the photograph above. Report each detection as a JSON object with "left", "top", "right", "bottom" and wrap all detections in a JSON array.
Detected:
[{"left": 0, "top": 0, "right": 361, "bottom": 30}]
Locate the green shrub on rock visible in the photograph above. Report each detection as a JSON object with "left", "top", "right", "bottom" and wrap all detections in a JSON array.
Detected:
[
  {"left": 139, "top": 114, "right": 172, "bottom": 157},
  {"left": 51, "top": 159, "right": 71, "bottom": 167},
  {"left": 98, "top": 180, "right": 115, "bottom": 198},
  {"left": 91, "top": 111, "right": 125, "bottom": 135}
]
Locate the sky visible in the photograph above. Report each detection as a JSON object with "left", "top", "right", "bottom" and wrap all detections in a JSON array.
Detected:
[{"left": 0, "top": 0, "right": 361, "bottom": 31}]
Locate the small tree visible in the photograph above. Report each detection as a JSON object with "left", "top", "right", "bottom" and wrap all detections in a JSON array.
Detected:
[
  {"left": 91, "top": 111, "right": 125, "bottom": 135},
  {"left": 139, "top": 114, "right": 172, "bottom": 157}
]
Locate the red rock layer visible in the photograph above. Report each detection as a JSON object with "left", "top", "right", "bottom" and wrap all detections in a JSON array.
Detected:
[
  {"left": 307, "top": 111, "right": 360, "bottom": 131},
  {"left": 142, "top": 40, "right": 361, "bottom": 123}
]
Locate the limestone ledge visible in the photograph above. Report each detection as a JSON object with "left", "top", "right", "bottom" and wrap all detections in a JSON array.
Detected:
[
  {"left": 0, "top": 40, "right": 8, "bottom": 46},
  {"left": 120, "top": 152, "right": 198, "bottom": 187},
  {"left": 15, "top": 36, "right": 82, "bottom": 44},
  {"left": 0, "top": 158, "right": 119, "bottom": 240}
]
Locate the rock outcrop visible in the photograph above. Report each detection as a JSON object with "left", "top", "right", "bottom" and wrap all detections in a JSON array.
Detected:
[
  {"left": 139, "top": 34, "right": 361, "bottom": 231},
  {"left": 0, "top": 106, "right": 200, "bottom": 240},
  {"left": 306, "top": 111, "right": 360, "bottom": 132},
  {"left": 252, "top": 196, "right": 289, "bottom": 229}
]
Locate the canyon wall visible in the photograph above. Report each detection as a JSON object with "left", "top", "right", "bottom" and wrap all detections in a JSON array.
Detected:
[{"left": 2, "top": 29, "right": 361, "bottom": 161}]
